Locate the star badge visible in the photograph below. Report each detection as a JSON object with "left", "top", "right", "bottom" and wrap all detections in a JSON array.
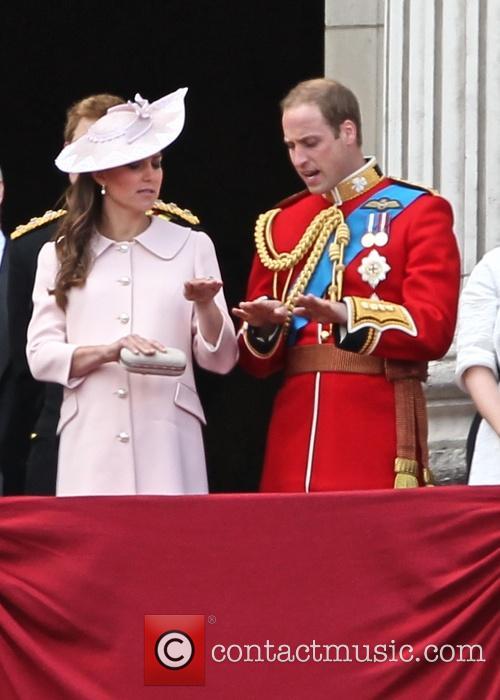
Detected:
[{"left": 357, "top": 249, "right": 391, "bottom": 289}]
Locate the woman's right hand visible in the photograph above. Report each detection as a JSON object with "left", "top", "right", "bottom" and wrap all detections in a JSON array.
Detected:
[
  {"left": 70, "top": 335, "right": 167, "bottom": 378},
  {"left": 105, "top": 334, "right": 167, "bottom": 362}
]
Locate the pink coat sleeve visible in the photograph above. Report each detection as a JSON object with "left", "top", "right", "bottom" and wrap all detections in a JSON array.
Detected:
[
  {"left": 26, "top": 243, "right": 83, "bottom": 388},
  {"left": 191, "top": 231, "right": 238, "bottom": 374}
]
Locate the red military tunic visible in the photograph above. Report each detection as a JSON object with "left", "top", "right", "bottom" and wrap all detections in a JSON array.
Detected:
[{"left": 239, "top": 161, "right": 461, "bottom": 492}]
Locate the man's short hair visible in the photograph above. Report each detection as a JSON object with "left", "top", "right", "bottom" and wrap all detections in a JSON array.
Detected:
[
  {"left": 280, "top": 78, "right": 363, "bottom": 146},
  {"left": 64, "top": 94, "right": 124, "bottom": 143}
]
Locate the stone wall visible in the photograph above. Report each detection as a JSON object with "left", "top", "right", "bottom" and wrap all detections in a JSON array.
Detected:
[{"left": 324, "top": 0, "right": 500, "bottom": 482}]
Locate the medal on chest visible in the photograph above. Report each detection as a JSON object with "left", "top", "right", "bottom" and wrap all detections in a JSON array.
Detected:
[
  {"left": 357, "top": 211, "right": 391, "bottom": 289},
  {"left": 360, "top": 212, "right": 390, "bottom": 248}
]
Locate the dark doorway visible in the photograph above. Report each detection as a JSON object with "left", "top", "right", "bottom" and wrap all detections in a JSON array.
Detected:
[{"left": 0, "top": 0, "right": 324, "bottom": 491}]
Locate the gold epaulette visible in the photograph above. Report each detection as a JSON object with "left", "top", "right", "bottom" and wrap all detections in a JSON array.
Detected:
[
  {"left": 148, "top": 199, "right": 200, "bottom": 226},
  {"left": 389, "top": 176, "right": 438, "bottom": 196},
  {"left": 10, "top": 209, "right": 67, "bottom": 240}
]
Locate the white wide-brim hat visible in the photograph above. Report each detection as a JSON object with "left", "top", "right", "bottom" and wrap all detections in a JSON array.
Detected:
[{"left": 55, "top": 87, "right": 188, "bottom": 173}]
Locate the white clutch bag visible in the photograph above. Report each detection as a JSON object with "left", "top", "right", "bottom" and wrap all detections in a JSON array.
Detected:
[{"left": 119, "top": 347, "right": 187, "bottom": 376}]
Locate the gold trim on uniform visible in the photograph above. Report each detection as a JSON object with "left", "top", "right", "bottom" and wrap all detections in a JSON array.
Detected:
[
  {"left": 10, "top": 209, "right": 67, "bottom": 240},
  {"left": 363, "top": 197, "right": 401, "bottom": 211},
  {"left": 147, "top": 200, "right": 200, "bottom": 226},
  {"left": 344, "top": 296, "right": 417, "bottom": 336},
  {"left": 264, "top": 209, "right": 281, "bottom": 258},
  {"left": 358, "top": 327, "right": 381, "bottom": 355},
  {"left": 394, "top": 457, "right": 419, "bottom": 488},
  {"left": 254, "top": 205, "right": 349, "bottom": 335},
  {"left": 240, "top": 324, "right": 284, "bottom": 359},
  {"left": 327, "top": 157, "right": 384, "bottom": 205},
  {"left": 422, "top": 467, "right": 435, "bottom": 486},
  {"left": 10, "top": 200, "right": 199, "bottom": 240},
  {"left": 274, "top": 267, "right": 294, "bottom": 304},
  {"left": 255, "top": 206, "right": 337, "bottom": 272}
]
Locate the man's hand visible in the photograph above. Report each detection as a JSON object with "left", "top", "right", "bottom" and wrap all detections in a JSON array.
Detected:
[
  {"left": 233, "top": 298, "right": 288, "bottom": 328},
  {"left": 294, "top": 294, "right": 347, "bottom": 324}
]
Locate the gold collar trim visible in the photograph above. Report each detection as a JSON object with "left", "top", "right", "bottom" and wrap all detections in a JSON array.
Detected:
[{"left": 327, "top": 157, "right": 383, "bottom": 205}]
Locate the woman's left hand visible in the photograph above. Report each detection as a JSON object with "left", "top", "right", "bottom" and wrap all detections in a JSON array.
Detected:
[{"left": 184, "top": 278, "right": 222, "bottom": 304}]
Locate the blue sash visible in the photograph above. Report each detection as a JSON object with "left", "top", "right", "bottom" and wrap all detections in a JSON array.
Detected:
[{"left": 287, "top": 183, "right": 427, "bottom": 344}]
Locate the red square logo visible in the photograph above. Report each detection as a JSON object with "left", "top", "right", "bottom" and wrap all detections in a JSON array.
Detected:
[{"left": 144, "top": 615, "right": 205, "bottom": 686}]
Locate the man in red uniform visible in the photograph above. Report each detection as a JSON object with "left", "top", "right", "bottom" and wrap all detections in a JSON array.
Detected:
[{"left": 234, "top": 78, "right": 461, "bottom": 492}]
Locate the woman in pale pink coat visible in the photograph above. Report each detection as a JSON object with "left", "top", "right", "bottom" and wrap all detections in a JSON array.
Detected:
[{"left": 27, "top": 89, "right": 238, "bottom": 496}]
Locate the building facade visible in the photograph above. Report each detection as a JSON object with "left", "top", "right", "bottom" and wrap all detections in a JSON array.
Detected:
[{"left": 325, "top": 0, "right": 500, "bottom": 482}]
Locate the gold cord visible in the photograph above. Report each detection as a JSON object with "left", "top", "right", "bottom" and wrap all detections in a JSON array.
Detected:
[
  {"left": 253, "top": 205, "right": 350, "bottom": 334},
  {"left": 255, "top": 207, "right": 342, "bottom": 272}
]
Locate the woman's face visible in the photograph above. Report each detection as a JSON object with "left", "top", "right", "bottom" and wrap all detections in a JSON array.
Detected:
[{"left": 96, "top": 154, "right": 163, "bottom": 213}]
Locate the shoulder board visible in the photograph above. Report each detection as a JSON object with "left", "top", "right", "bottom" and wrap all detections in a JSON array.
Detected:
[
  {"left": 148, "top": 200, "right": 200, "bottom": 227},
  {"left": 389, "top": 177, "right": 438, "bottom": 196},
  {"left": 10, "top": 209, "right": 67, "bottom": 240},
  {"left": 273, "top": 189, "right": 309, "bottom": 209}
]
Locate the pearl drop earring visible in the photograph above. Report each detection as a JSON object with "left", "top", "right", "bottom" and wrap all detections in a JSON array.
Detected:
[{"left": 101, "top": 184, "right": 106, "bottom": 195}]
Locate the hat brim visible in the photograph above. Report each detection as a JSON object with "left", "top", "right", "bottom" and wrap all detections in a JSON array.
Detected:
[{"left": 55, "top": 88, "right": 187, "bottom": 173}]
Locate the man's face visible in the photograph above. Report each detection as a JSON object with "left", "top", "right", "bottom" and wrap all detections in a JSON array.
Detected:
[{"left": 282, "top": 103, "right": 356, "bottom": 194}]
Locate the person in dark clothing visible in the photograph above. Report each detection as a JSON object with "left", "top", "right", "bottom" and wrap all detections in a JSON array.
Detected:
[{"left": 0, "top": 94, "right": 123, "bottom": 494}]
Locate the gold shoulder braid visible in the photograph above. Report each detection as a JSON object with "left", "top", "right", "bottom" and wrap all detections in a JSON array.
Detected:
[
  {"left": 254, "top": 205, "right": 349, "bottom": 334},
  {"left": 148, "top": 200, "right": 200, "bottom": 226},
  {"left": 10, "top": 209, "right": 67, "bottom": 240}
]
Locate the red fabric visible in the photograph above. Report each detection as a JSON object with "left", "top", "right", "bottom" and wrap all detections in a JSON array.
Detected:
[
  {"left": 238, "top": 181, "right": 461, "bottom": 491},
  {"left": 0, "top": 488, "right": 498, "bottom": 699}
]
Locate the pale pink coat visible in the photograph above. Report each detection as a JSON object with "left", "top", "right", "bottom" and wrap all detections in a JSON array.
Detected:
[{"left": 27, "top": 217, "right": 238, "bottom": 496}]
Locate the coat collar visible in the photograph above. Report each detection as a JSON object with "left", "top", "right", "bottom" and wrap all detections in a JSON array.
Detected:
[
  {"left": 324, "top": 157, "right": 384, "bottom": 205},
  {"left": 92, "top": 215, "right": 192, "bottom": 260}
]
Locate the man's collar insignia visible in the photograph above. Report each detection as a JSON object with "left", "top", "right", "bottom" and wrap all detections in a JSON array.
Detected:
[{"left": 330, "top": 157, "right": 383, "bottom": 204}]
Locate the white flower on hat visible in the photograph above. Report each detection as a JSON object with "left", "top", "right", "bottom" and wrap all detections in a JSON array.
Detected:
[{"left": 55, "top": 88, "right": 188, "bottom": 174}]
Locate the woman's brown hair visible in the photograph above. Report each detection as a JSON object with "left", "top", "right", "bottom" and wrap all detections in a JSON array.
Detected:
[{"left": 51, "top": 174, "right": 102, "bottom": 309}]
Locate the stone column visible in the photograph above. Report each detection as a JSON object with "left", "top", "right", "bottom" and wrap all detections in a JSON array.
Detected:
[
  {"left": 325, "top": 1, "right": 385, "bottom": 158},
  {"left": 326, "top": 0, "right": 500, "bottom": 482}
]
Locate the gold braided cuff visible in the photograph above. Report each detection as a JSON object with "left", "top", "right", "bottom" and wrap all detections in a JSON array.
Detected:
[
  {"left": 344, "top": 296, "right": 417, "bottom": 336},
  {"left": 358, "top": 327, "right": 381, "bottom": 355}
]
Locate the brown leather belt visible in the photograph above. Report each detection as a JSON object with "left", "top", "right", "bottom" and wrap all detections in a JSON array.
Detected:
[
  {"left": 285, "top": 344, "right": 431, "bottom": 488},
  {"left": 285, "top": 344, "right": 428, "bottom": 382}
]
